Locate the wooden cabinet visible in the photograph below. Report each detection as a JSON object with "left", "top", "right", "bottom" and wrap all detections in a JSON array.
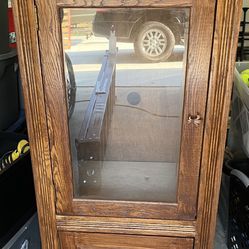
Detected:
[{"left": 12, "top": 0, "right": 242, "bottom": 248}]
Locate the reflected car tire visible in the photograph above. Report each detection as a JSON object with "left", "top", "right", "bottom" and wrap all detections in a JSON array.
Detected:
[
  {"left": 65, "top": 53, "right": 76, "bottom": 118},
  {"left": 134, "top": 21, "right": 175, "bottom": 62}
]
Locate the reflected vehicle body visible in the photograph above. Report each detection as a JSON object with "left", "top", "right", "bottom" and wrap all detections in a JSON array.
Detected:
[{"left": 92, "top": 8, "right": 186, "bottom": 62}]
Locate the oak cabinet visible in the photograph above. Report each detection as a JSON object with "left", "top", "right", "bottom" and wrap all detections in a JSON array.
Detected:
[{"left": 12, "top": 0, "right": 242, "bottom": 248}]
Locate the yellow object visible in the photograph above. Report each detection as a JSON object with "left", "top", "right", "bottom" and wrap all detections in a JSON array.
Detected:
[
  {"left": 5, "top": 140, "right": 29, "bottom": 166},
  {"left": 241, "top": 73, "right": 249, "bottom": 87},
  {"left": 17, "top": 139, "right": 30, "bottom": 154},
  {"left": 9, "top": 149, "right": 20, "bottom": 163},
  {"left": 241, "top": 69, "right": 249, "bottom": 75},
  {"left": 241, "top": 69, "right": 249, "bottom": 87}
]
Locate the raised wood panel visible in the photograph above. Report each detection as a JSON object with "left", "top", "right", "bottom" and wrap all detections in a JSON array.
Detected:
[
  {"left": 59, "top": 232, "right": 194, "bottom": 249},
  {"left": 72, "top": 200, "right": 179, "bottom": 220},
  {"left": 195, "top": 0, "right": 242, "bottom": 248},
  {"left": 57, "top": 215, "right": 196, "bottom": 237},
  {"left": 56, "top": 0, "right": 192, "bottom": 8},
  {"left": 12, "top": 0, "right": 59, "bottom": 248}
]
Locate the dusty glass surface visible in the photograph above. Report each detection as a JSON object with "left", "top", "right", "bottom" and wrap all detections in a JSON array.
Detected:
[{"left": 61, "top": 8, "right": 189, "bottom": 202}]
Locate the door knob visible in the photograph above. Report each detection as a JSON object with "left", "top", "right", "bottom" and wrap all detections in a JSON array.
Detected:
[{"left": 188, "top": 114, "right": 202, "bottom": 127}]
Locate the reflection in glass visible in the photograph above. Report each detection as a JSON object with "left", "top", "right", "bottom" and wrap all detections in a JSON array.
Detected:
[{"left": 61, "top": 8, "right": 189, "bottom": 202}]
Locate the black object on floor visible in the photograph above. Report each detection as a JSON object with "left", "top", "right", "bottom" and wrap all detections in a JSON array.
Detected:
[
  {"left": 0, "top": 0, "right": 10, "bottom": 54},
  {"left": 0, "top": 132, "right": 37, "bottom": 248},
  {"left": 225, "top": 159, "right": 249, "bottom": 249},
  {"left": 0, "top": 50, "right": 20, "bottom": 131},
  {"left": 2, "top": 213, "right": 41, "bottom": 249}
]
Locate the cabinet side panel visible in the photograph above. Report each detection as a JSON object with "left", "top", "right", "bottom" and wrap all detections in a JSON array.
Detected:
[
  {"left": 196, "top": 0, "right": 242, "bottom": 248},
  {"left": 12, "top": 0, "right": 59, "bottom": 248}
]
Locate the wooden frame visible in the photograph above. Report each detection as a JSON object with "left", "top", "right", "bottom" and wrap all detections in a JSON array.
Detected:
[
  {"left": 12, "top": 1, "right": 59, "bottom": 248},
  {"left": 25, "top": 0, "right": 215, "bottom": 221},
  {"left": 12, "top": 0, "right": 242, "bottom": 248}
]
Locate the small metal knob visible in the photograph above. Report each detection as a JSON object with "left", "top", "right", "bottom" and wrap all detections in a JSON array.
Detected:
[{"left": 188, "top": 114, "right": 202, "bottom": 127}]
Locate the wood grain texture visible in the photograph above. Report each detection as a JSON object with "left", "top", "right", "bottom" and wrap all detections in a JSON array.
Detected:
[
  {"left": 56, "top": 0, "right": 192, "bottom": 8},
  {"left": 72, "top": 199, "right": 180, "bottom": 219},
  {"left": 195, "top": 0, "right": 242, "bottom": 249},
  {"left": 175, "top": 0, "right": 216, "bottom": 218},
  {"left": 11, "top": 0, "right": 59, "bottom": 248},
  {"left": 34, "top": 0, "right": 74, "bottom": 213},
  {"left": 59, "top": 231, "right": 194, "bottom": 249},
  {"left": 56, "top": 215, "right": 196, "bottom": 237}
]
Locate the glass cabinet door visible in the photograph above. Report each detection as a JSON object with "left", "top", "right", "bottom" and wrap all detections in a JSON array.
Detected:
[
  {"left": 36, "top": 0, "right": 216, "bottom": 219},
  {"left": 62, "top": 8, "right": 188, "bottom": 203}
]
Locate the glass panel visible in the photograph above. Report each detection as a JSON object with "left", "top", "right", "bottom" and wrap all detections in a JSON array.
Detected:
[{"left": 61, "top": 8, "right": 189, "bottom": 202}]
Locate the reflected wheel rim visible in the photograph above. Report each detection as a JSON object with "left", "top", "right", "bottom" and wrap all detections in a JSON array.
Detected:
[{"left": 141, "top": 29, "right": 167, "bottom": 57}]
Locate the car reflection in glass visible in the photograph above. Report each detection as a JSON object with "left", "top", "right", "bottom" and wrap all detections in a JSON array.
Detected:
[{"left": 92, "top": 8, "right": 186, "bottom": 62}]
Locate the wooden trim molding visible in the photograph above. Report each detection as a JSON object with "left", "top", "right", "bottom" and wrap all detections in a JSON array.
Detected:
[
  {"left": 59, "top": 232, "right": 194, "bottom": 249},
  {"left": 12, "top": 0, "right": 59, "bottom": 248},
  {"left": 196, "top": 0, "right": 242, "bottom": 248},
  {"left": 35, "top": 0, "right": 74, "bottom": 214},
  {"left": 56, "top": 215, "right": 196, "bottom": 238},
  {"left": 56, "top": 0, "right": 192, "bottom": 8}
]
